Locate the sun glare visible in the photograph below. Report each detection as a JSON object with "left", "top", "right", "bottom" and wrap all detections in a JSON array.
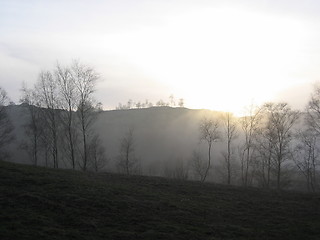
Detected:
[{"left": 104, "top": 7, "right": 309, "bottom": 114}]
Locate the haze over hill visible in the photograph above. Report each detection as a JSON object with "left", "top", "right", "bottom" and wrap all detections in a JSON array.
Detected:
[
  {"left": 2, "top": 2, "right": 320, "bottom": 239},
  {"left": 3, "top": 103, "right": 311, "bottom": 190},
  {"left": 1, "top": 1, "right": 320, "bottom": 192},
  {"left": 6, "top": 105, "right": 228, "bottom": 178}
]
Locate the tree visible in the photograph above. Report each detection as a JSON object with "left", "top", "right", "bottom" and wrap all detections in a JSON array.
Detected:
[
  {"left": 72, "top": 60, "right": 99, "bottom": 171},
  {"left": 254, "top": 128, "right": 274, "bottom": 188},
  {"left": 163, "top": 157, "right": 189, "bottom": 180},
  {"left": 35, "top": 71, "right": 61, "bottom": 168},
  {"left": 145, "top": 99, "right": 153, "bottom": 108},
  {"left": 172, "top": 158, "right": 189, "bottom": 180},
  {"left": 55, "top": 63, "right": 78, "bottom": 169},
  {"left": 293, "top": 129, "right": 319, "bottom": 192},
  {"left": 178, "top": 98, "right": 185, "bottom": 108},
  {"left": 239, "top": 104, "right": 262, "bottom": 187},
  {"left": 117, "top": 128, "right": 137, "bottom": 175},
  {"left": 221, "top": 112, "right": 238, "bottom": 184},
  {"left": 169, "top": 94, "right": 175, "bottom": 107},
  {"left": 191, "top": 150, "right": 207, "bottom": 181},
  {"left": 20, "top": 84, "right": 43, "bottom": 166},
  {"left": 88, "top": 135, "right": 108, "bottom": 172},
  {"left": 199, "top": 117, "right": 221, "bottom": 182},
  {"left": 301, "top": 84, "right": 320, "bottom": 191},
  {"left": 262, "top": 102, "right": 300, "bottom": 190},
  {"left": 306, "top": 84, "right": 320, "bottom": 134},
  {"left": 0, "top": 87, "right": 14, "bottom": 158},
  {"left": 135, "top": 101, "right": 142, "bottom": 109},
  {"left": 127, "top": 99, "right": 133, "bottom": 109},
  {"left": 156, "top": 99, "right": 166, "bottom": 107}
]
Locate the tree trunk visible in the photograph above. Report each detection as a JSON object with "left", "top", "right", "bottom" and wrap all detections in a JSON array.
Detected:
[
  {"left": 244, "top": 148, "right": 250, "bottom": 187},
  {"left": 227, "top": 139, "right": 231, "bottom": 185},
  {"left": 277, "top": 159, "right": 281, "bottom": 190},
  {"left": 202, "top": 142, "right": 212, "bottom": 182},
  {"left": 67, "top": 106, "right": 75, "bottom": 170},
  {"left": 80, "top": 105, "right": 88, "bottom": 171}
]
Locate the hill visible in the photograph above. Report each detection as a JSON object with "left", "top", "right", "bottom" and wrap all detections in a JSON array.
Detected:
[
  {"left": 1, "top": 160, "right": 319, "bottom": 240},
  {"left": 5, "top": 105, "right": 226, "bottom": 177}
]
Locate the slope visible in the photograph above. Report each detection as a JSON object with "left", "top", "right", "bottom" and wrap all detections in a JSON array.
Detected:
[{"left": 1, "top": 160, "right": 320, "bottom": 240}]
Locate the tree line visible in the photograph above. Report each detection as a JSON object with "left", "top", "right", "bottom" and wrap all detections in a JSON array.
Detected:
[
  {"left": 17, "top": 60, "right": 106, "bottom": 171},
  {"left": 190, "top": 98, "right": 319, "bottom": 192},
  {"left": 116, "top": 95, "right": 185, "bottom": 110},
  {"left": 1, "top": 62, "right": 320, "bottom": 192},
  {"left": 0, "top": 61, "right": 143, "bottom": 174}
]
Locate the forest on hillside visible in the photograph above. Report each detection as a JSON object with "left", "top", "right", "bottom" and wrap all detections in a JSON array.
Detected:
[{"left": 1, "top": 61, "right": 320, "bottom": 192}]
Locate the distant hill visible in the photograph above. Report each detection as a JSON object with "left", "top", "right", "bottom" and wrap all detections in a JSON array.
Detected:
[
  {"left": 95, "top": 107, "right": 226, "bottom": 174},
  {"left": 1, "top": 160, "right": 319, "bottom": 240},
  {"left": 5, "top": 105, "right": 228, "bottom": 178},
  {"left": 4, "top": 104, "right": 310, "bottom": 189}
]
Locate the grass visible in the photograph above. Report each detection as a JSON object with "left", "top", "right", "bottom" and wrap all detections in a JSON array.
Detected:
[{"left": 1, "top": 160, "right": 320, "bottom": 240}]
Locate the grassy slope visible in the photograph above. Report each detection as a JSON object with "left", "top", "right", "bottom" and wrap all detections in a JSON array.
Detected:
[{"left": 1, "top": 161, "right": 320, "bottom": 240}]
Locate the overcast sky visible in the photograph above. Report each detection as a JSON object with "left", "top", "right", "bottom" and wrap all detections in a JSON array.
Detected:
[{"left": 1, "top": 0, "right": 320, "bottom": 114}]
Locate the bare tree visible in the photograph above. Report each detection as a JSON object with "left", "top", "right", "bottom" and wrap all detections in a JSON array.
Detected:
[
  {"left": 254, "top": 131, "right": 273, "bottom": 188},
  {"left": 254, "top": 108, "right": 280, "bottom": 188},
  {"left": 293, "top": 129, "right": 319, "bottom": 192},
  {"left": 135, "top": 101, "right": 142, "bottom": 109},
  {"left": 169, "top": 94, "right": 175, "bottom": 107},
  {"left": 20, "top": 84, "right": 43, "bottom": 166},
  {"left": 76, "top": 101, "right": 100, "bottom": 171},
  {"left": 262, "top": 102, "right": 300, "bottom": 190},
  {"left": 221, "top": 112, "right": 238, "bottom": 185},
  {"left": 88, "top": 135, "right": 108, "bottom": 172},
  {"left": 117, "top": 128, "right": 137, "bottom": 175},
  {"left": 172, "top": 158, "right": 189, "bottom": 180},
  {"left": 301, "top": 84, "right": 320, "bottom": 190},
  {"left": 127, "top": 99, "right": 133, "bottom": 109},
  {"left": 199, "top": 117, "right": 221, "bottom": 182},
  {"left": 178, "top": 98, "right": 184, "bottom": 108},
  {"left": 306, "top": 84, "right": 320, "bottom": 134},
  {"left": 156, "top": 99, "right": 168, "bottom": 107},
  {"left": 239, "top": 104, "right": 262, "bottom": 187},
  {"left": 35, "top": 71, "right": 61, "bottom": 168},
  {"left": 0, "top": 87, "right": 14, "bottom": 158},
  {"left": 146, "top": 99, "right": 153, "bottom": 108},
  {"left": 71, "top": 60, "right": 99, "bottom": 171},
  {"left": 163, "top": 157, "right": 189, "bottom": 180},
  {"left": 191, "top": 150, "right": 207, "bottom": 181},
  {"left": 55, "top": 63, "right": 78, "bottom": 169}
]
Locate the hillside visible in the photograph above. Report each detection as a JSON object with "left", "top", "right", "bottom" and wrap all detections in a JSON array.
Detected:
[
  {"left": 1, "top": 160, "right": 320, "bottom": 240},
  {"left": 6, "top": 105, "right": 226, "bottom": 177}
]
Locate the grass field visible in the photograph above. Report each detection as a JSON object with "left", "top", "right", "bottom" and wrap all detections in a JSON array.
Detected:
[{"left": 1, "top": 160, "right": 320, "bottom": 240}]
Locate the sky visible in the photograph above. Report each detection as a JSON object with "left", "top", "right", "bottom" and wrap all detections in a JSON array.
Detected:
[{"left": 1, "top": 0, "right": 320, "bottom": 114}]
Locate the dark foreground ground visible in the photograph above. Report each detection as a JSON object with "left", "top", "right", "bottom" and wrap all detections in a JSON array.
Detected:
[{"left": 1, "top": 160, "right": 320, "bottom": 240}]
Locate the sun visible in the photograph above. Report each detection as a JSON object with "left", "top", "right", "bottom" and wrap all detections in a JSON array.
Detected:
[
  {"left": 154, "top": 8, "right": 308, "bottom": 112},
  {"left": 104, "top": 6, "right": 309, "bottom": 114}
]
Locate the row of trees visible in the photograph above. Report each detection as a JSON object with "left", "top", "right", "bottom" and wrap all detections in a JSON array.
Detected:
[
  {"left": 116, "top": 95, "right": 185, "bottom": 110},
  {"left": 192, "top": 96, "right": 320, "bottom": 191},
  {"left": 19, "top": 61, "right": 106, "bottom": 171},
  {"left": 2, "top": 63, "right": 320, "bottom": 192}
]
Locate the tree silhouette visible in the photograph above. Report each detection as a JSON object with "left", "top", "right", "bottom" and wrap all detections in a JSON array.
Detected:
[
  {"left": 199, "top": 117, "right": 220, "bottom": 182},
  {"left": 0, "top": 87, "right": 14, "bottom": 159}
]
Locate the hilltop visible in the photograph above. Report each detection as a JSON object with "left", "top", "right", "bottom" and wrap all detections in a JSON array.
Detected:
[{"left": 1, "top": 160, "right": 319, "bottom": 240}]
